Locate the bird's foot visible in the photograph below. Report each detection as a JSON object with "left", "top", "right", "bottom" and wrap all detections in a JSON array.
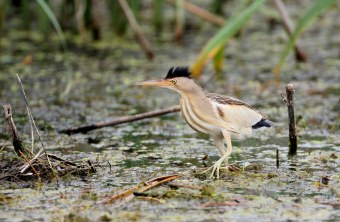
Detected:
[
  {"left": 209, "top": 158, "right": 228, "bottom": 180},
  {"left": 199, "top": 160, "right": 228, "bottom": 180}
]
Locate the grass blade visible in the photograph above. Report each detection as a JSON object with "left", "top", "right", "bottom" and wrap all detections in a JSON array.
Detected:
[
  {"left": 38, "top": 0, "right": 50, "bottom": 39},
  {"left": 0, "top": 0, "right": 10, "bottom": 29},
  {"left": 21, "top": 0, "right": 30, "bottom": 29},
  {"left": 108, "top": 0, "right": 128, "bottom": 35},
  {"left": 153, "top": 0, "right": 164, "bottom": 33},
  {"left": 130, "top": 0, "right": 140, "bottom": 20},
  {"left": 36, "top": 0, "right": 67, "bottom": 51},
  {"left": 213, "top": 44, "right": 224, "bottom": 73},
  {"left": 274, "top": 0, "right": 336, "bottom": 74},
  {"left": 191, "top": 0, "right": 265, "bottom": 77}
]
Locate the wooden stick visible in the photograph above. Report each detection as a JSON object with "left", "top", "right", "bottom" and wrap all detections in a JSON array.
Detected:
[
  {"left": 59, "top": 105, "right": 181, "bottom": 135},
  {"left": 20, "top": 148, "right": 44, "bottom": 174},
  {"left": 47, "top": 153, "right": 77, "bottom": 166},
  {"left": 2, "top": 104, "right": 25, "bottom": 157},
  {"left": 273, "top": 0, "right": 307, "bottom": 62},
  {"left": 168, "top": 183, "right": 201, "bottom": 190},
  {"left": 167, "top": 0, "right": 225, "bottom": 26},
  {"left": 276, "top": 148, "right": 280, "bottom": 169},
  {"left": 118, "top": 0, "right": 154, "bottom": 60},
  {"left": 282, "top": 84, "right": 297, "bottom": 156},
  {"left": 19, "top": 150, "right": 40, "bottom": 179}
]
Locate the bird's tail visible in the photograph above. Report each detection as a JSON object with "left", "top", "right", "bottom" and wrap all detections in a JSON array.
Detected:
[{"left": 252, "top": 118, "right": 273, "bottom": 129}]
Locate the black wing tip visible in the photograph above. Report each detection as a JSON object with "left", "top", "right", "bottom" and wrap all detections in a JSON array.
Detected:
[
  {"left": 252, "top": 118, "right": 273, "bottom": 129},
  {"left": 165, "top": 66, "right": 191, "bottom": 79}
]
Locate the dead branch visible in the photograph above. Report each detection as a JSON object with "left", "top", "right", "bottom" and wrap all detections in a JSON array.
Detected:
[
  {"left": 282, "top": 83, "right": 298, "bottom": 156},
  {"left": 274, "top": 0, "right": 307, "bottom": 62},
  {"left": 19, "top": 150, "right": 40, "bottom": 179},
  {"left": 118, "top": 0, "right": 154, "bottom": 60},
  {"left": 47, "top": 154, "right": 77, "bottom": 166},
  {"left": 59, "top": 105, "right": 181, "bottom": 135},
  {"left": 20, "top": 149, "right": 44, "bottom": 174},
  {"left": 166, "top": 0, "right": 225, "bottom": 26},
  {"left": 2, "top": 104, "right": 25, "bottom": 157}
]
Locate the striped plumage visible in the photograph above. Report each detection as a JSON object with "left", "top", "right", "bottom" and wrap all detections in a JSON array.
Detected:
[
  {"left": 138, "top": 66, "right": 272, "bottom": 179},
  {"left": 181, "top": 92, "right": 270, "bottom": 137}
]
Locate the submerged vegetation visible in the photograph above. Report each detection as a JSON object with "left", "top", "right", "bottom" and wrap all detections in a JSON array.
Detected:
[{"left": 0, "top": 0, "right": 339, "bottom": 221}]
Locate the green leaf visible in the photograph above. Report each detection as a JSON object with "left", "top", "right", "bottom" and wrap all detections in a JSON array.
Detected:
[
  {"left": 191, "top": 0, "right": 265, "bottom": 77},
  {"left": 275, "top": 0, "right": 336, "bottom": 73},
  {"left": 36, "top": 0, "right": 67, "bottom": 51},
  {"left": 213, "top": 44, "right": 224, "bottom": 73}
]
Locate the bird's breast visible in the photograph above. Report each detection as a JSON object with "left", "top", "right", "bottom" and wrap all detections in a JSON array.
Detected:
[{"left": 180, "top": 97, "right": 219, "bottom": 135}]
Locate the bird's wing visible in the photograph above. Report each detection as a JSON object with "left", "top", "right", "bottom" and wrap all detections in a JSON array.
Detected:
[{"left": 207, "top": 93, "right": 263, "bottom": 128}]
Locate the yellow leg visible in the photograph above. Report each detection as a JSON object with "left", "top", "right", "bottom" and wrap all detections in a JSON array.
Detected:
[
  {"left": 212, "top": 134, "right": 225, "bottom": 156},
  {"left": 210, "top": 131, "right": 233, "bottom": 179}
]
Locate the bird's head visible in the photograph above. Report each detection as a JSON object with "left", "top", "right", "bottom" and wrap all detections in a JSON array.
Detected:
[{"left": 137, "top": 66, "right": 195, "bottom": 94}]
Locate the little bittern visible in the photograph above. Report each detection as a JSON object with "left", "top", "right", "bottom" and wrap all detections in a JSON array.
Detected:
[{"left": 138, "top": 66, "right": 272, "bottom": 179}]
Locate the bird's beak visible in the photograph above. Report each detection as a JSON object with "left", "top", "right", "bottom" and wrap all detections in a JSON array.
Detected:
[{"left": 136, "top": 79, "right": 171, "bottom": 88}]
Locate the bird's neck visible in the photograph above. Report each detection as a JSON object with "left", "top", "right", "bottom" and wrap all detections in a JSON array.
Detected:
[
  {"left": 179, "top": 85, "right": 213, "bottom": 112},
  {"left": 179, "top": 83, "right": 206, "bottom": 99}
]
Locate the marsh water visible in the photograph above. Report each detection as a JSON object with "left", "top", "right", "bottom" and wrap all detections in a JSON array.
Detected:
[{"left": 0, "top": 1, "right": 340, "bottom": 221}]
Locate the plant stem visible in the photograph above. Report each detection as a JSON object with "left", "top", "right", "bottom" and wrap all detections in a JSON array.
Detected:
[
  {"left": 274, "top": 0, "right": 307, "bottom": 62},
  {"left": 285, "top": 84, "right": 297, "bottom": 156},
  {"left": 118, "top": 0, "right": 154, "bottom": 59},
  {"left": 167, "top": 0, "right": 225, "bottom": 26}
]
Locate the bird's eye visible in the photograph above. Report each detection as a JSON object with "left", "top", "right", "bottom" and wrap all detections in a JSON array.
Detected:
[{"left": 171, "top": 79, "right": 177, "bottom": 84}]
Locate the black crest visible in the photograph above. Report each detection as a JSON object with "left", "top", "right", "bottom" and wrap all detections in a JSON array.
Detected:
[{"left": 165, "top": 66, "right": 191, "bottom": 79}]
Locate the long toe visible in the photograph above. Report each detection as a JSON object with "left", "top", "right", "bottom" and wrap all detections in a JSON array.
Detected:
[
  {"left": 209, "top": 165, "right": 217, "bottom": 179},
  {"left": 209, "top": 160, "right": 223, "bottom": 179},
  {"left": 210, "top": 159, "right": 231, "bottom": 179}
]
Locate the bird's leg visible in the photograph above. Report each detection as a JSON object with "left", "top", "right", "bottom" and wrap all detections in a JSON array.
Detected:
[
  {"left": 201, "top": 135, "right": 225, "bottom": 173},
  {"left": 213, "top": 134, "right": 226, "bottom": 156},
  {"left": 210, "top": 131, "right": 233, "bottom": 179}
]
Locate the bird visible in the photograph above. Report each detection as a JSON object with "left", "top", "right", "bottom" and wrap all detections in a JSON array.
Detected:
[{"left": 138, "top": 66, "right": 272, "bottom": 179}]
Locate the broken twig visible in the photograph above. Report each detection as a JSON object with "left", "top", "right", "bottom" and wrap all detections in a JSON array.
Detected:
[
  {"left": 59, "top": 105, "right": 181, "bottom": 135},
  {"left": 19, "top": 150, "right": 41, "bottom": 179},
  {"left": 276, "top": 148, "right": 280, "bottom": 169},
  {"left": 3, "top": 105, "right": 25, "bottom": 157},
  {"left": 282, "top": 83, "right": 297, "bottom": 156}
]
